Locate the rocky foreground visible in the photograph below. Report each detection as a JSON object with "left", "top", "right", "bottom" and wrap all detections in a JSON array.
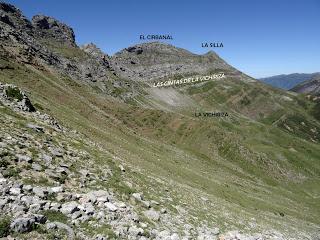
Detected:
[{"left": 0, "top": 83, "right": 282, "bottom": 239}]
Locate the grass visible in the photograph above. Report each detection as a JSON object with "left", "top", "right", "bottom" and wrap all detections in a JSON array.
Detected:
[
  {"left": 41, "top": 210, "right": 68, "bottom": 224},
  {"left": 2, "top": 167, "right": 20, "bottom": 178},
  {"left": 79, "top": 221, "right": 117, "bottom": 239}
]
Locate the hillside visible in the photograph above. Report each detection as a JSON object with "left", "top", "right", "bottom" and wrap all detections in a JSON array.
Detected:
[
  {"left": 291, "top": 74, "right": 320, "bottom": 96},
  {"left": 0, "top": 2, "right": 320, "bottom": 240},
  {"left": 259, "top": 73, "right": 320, "bottom": 90}
]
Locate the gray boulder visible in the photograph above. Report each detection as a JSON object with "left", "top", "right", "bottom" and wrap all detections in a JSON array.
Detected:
[
  {"left": 10, "top": 217, "right": 35, "bottom": 233},
  {"left": 143, "top": 209, "right": 160, "bottom": 221},
  {"left": 60, "top": 201, "right": 79, "bottom": 215}
]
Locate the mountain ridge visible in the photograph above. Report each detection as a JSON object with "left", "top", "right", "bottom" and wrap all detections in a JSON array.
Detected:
[{"left": 259, "top": 72, "right": 320, "bottom": 90}]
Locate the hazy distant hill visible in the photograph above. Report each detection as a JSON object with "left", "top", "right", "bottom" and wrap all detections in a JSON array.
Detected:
[{"left": 259, "top": 73, "right": 319, "bottom": 90}]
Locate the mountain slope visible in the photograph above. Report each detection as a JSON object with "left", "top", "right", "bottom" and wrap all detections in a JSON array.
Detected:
[
  {"left": 259, "top": 73, "right": 320, "bottom": 90},
  {"left": 291, "top": 74, "right": 320, "bottom": 96},
  {"left": 110, "top": 42, "right": 239, "bottom": 82},
  {"left": 0, "top": 2, "right": 320, "bottom": 240}
]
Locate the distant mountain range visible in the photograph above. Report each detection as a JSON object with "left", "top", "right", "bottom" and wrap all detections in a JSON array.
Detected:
[{"left": 259, "top": 73, "right": 320, "bottom": 90}]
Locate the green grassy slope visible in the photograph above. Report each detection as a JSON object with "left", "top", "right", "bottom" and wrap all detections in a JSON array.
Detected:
[{"left": 1, "top": 55, "right": 319, "bottom": 238}]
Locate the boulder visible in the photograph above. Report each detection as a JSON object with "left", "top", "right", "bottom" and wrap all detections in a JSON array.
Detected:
[
  {"left": 128, "top": 225, "right": 144, "bottom": 237},
  {"left": 60, "top": 201, "right": 79, "bottom": 215},
  {"left": 9, "top": 187, "right": 21, "bottom": 195},
  {"left": 16, "top": 154, "right": 32, "bottom": 163},
  {"left": 132, "top": 192, "right": 143, "bottom": 201},
  {"left": 143, "top": 209, "right": 160, "bottom": 221},
  {"left": 10, "top": 217, "right": 35, "bottom": 233},
  {"left": 51, "top": 186, "right": 64, "bottom": 193},
  {"left": 32, "top": 187, "right": 48, "bottom": 198},
  {"left": 10, "top": 214, "right": 46, "bottom": 233},
  {"left": 105, "top": 202, "right": 117, "bottom": 212}
]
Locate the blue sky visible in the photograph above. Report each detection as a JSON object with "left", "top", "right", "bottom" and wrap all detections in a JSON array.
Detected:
[{"left": 6, "top": 0, "right": 320, "bottom": 78}]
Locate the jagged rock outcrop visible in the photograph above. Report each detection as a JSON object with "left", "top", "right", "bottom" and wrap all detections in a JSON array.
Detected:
[
  {"left": 0, "top": 3, "right": 135, "bottom": 99},
  {"left": 79, "top": 43, "right": 115, "bottom": 82},
  {"left": 32, "top": 15, "right": 76, "bottom": 47},
  {"left": 0, "top": 2, "right": 33, "bottom": 34}
]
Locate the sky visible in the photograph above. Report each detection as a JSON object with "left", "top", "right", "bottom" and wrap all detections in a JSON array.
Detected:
[{"left": 6, "top": 0, "right": 320, "bottom": 78}]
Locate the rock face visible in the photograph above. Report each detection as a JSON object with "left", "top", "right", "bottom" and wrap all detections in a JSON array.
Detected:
[
  {"left": 0, "top": 2, "right": 33, "bottom": 34},
  {"left": 0, "top": 3, "right": 135, "bottom": 100},
  {"left": 32, "top": 15, "right": 76, "bottom": 47}
]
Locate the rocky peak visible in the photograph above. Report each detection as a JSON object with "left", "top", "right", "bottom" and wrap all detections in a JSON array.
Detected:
[
  {"left": 111, "top": 41, "right": 233, "bottom": 81},
  {"left": 81, "top": 43, "right": 109, "bottom": 59},
  {"left": 0, "top": 2, "right": 17, "bottom": 13},
  {"left": 32, "top": 15, "right": 76, "bottom": 47},
  {"left": 0, "top": 2, "right": 33, "bottom": 33},
  {"left": 117, "top": 42, "right": 193, "bottom": 56}
]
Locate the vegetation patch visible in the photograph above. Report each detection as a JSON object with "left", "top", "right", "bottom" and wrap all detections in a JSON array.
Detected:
[
  {"left": 41, "top": 210, "right": 68, "bottom": 224},
  {"left": 0, "top": 216, "right": 11, "bottom": 238},
  {"left": 5, "top": 86, "right": 23, "bottom": 101}
]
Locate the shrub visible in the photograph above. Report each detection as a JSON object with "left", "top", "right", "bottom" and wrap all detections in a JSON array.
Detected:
[
  {"left": 5, "top": 86, "right": 23, "bottom": 101},
  {"left": 0, "top": 216, "right": 11, "bottom": 238},
  {"left": 2, "top": 167, "right": 20, "bottom": 178},
  {"left": 0, "top": 159, "right": 9, "bottom": 168}
]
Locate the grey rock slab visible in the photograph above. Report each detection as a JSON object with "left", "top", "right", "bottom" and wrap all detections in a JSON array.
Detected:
[
  {"left": 49, "top": 147, "right": 64, "bottom": 157},
  {"left": 26, "top": 123, "right": 44, "bottom": 132},
  {"left": 141, "top": 200, "right": 151, "bottom": 208},
  {"left": 33, "top": 187, "right": 48, "bottom": 198},
  {"left": 160, "top": 208, "right": 167, "bottom": 214},
  {"left": 42, "top": 154, "right": 52, "bottom": 163},
  {"left": 16, "top": 154, "right": 32, "bottom": 163},
  {"left": 10, "top": 217, "right": 35, "bottom": 233},
  {"left": 132, "top": 192, "right": 143, "bottom": 201},
  {"left": 10, "top": 214, "right": 46, "bottom": 233},
  {"left": 9, "top": 187, "right": 21, "bottom": 195},
  {"left": 105, "top": 202, "right": 118, "bottom": 212},
  {"left": 29, "top": 203, "right": 41, "bottom": 213},
  {"left": 22, "top": 184, "right": 33, "bottom": 192},
  {"left": 49, "top": 202, "right": 61, "bottom": 211},
  {"left": 51, "top": 186, "right": 64, "bottom": 193},
  {"left": 71, "top": 210, "right": 82, "bottom": 220},
  {"left": 128, "top": 225, "right": 144, "bottom": 237},
  {"left": 83, "top": 203, "right": 95, "bottom": 215},
  {"left": 60, "top": 201, "right": 79, "bottom": 215},
  {"left": 50, "top": 221, "right": 75, "bottom": 240},
  {"left": 31, "top": 163, "right": 43, "bottom": 171},
  {"left": 119, "top": 164, "right": 125, "bottom": 172},
  {"left": 143, "top": 209, "right": 160, "bottom": 221}
]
